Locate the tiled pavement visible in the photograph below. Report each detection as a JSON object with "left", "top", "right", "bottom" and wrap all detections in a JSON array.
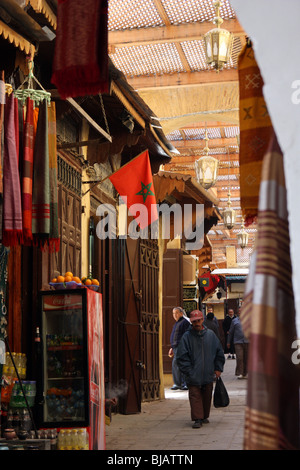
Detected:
[{"left": 105, "top": 357, "right": 247, "bottom": 451}]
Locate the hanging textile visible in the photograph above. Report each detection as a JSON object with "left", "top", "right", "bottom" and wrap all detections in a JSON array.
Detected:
[
  {"left": 0, "top": 244, "right": 9, "bottom": 395},
  {"left": 238, "top": 41, "right": 273, "bottom": 226},
  {"left": 22, "top": 97, "right": 35, "bottom": 244},
  {"left": 2, "top": 93, "right": 23, "bottom": 246},
  {"left": 0, "top": 72, "right": 5, "bottom": 243},
  {"left": 32, "top": 100, "right": 50, "bottom": 249},
  {"left": 51, "top": 0, "right": 109, "bottom": 99},
  {"left": 48, "top": 102, "right": 59, "bottom": 252},
  {"left": 241, "top": 132, "right": 300, "bottom": 450},
  {"left": 0, "top": 71, "right": 5, "bottom": 195}
]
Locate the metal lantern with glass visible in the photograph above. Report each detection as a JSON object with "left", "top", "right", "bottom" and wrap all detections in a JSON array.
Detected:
[
  {"left": 237, "top": 218, "right": 249, "bottom": 248},
  {"left": 223, "top": 149, "right": 236, "bottom": 229},
  {"left": 195, "top": 128, "right": 219, "bottom": 190},
  {"left": 204, "top": 1, "right": 234, "bottom": 72}
]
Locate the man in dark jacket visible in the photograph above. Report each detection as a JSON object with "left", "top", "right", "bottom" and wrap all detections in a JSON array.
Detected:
[
  {"left": 204, "top": 311, "right": 221, "bottom": 340},
  {"left": 176, "top": 309, "right": 225, "bottom": 428},
  {"left": 227, "top": 307, "right": 249, "bottom": 379},
  {"left": 168, "top": 307, "right": 190, "bottom": 390},
  {"left": 223, "top": 309, "right": 236, "bottom": 358}
]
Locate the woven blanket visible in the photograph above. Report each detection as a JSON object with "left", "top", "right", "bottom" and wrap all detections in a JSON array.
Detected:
[
  {"left": 48, "top": 102, "right": 60, "bottom": 252},
  {"left": 2, "top": 93, "right": 23, "bottom": 246},
  {"left": 51, "top": 0, "right": 109, "bottom": 99},
  {"left": 32, "top": 100, "right": 50, "bottom": 248},
  {"left": 22, "top": 97, "right": 35, "bottom": 244},
  {"left": 241, "top": 132, "right": 300, "bottom": 450},
  {"left": 238, "top": 42, "right": 273, "bottom": 226}
]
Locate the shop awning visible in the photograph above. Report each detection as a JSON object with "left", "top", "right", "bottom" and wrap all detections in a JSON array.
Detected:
[{"left": 0, "top": 19, "right": 35, "bottom": 56}]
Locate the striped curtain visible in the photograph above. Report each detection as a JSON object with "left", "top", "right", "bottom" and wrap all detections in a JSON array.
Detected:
[
  {"left": 238, "top": 41, "right": 273, "bottom": 225},
  {"left": 242, "top": 132, "right": 300, "bottom": 450}
]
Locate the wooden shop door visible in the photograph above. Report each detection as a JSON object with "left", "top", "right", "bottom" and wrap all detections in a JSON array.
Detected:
[
  {"left": 140, "top": 239, "right": 160, "bottom": 402},
  {"left": 119, "top": 237, "right": 142, "bottom": 414}
]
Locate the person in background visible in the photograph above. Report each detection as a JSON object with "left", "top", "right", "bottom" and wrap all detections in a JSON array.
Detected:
[
  {"left": 223, "top": 308, "right": 236, "bottom": 358},
  {"left": 204, "top": 311, "right": 221, "bottom": 341},
  {"left": 168, "top": 307, "right": 190, "bottom": 390},
  {"left": 176, "top": 310, "right": 225, "bottom": 428},
  {"left": 207, "top": 306, "right": 219, "bottom": 328},
  {"left": 227, "top": 307, "right": 249, "bottom": 379}
]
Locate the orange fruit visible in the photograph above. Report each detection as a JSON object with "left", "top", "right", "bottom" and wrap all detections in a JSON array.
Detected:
[
  {"left": 51, "top": 278, "right": 57, "bottom": 283},
  {"left": 91, "top": 279, "right": 99, "bottom": 286},
  {"left": 84, "top": 279, "right": 92, "bottom": 286},
  {"left": 64, "top": 275, "right": 73, "bottom": 283},
  {"left": 65, "top": 272, "right": 73, "bottom": 279},
  {"left": 57, "top": 275, "right": 65, "bottom": 283},
  {"left": 73, "top": 276, "right": 81, "bottom": 283}
]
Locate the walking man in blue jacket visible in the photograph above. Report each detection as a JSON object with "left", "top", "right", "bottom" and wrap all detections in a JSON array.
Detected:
[
  {"left": 168, "top": 307, "right": 190, "bottom": 390},
  {"left": 176, "top": 309, "right": 225, "bottom": 428}
]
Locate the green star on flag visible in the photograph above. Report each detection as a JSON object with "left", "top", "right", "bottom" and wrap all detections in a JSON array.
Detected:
[{"left": 136, "top": 182, "right": 155, "bottom": 203}]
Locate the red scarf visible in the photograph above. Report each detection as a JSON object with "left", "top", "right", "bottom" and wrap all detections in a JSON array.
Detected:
[{"left": 51, "top": 0, "right": 109, "bottom": 99}]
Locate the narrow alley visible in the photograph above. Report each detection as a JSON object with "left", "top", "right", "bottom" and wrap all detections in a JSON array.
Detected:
[{"left": 105, "top": 357, "right": 246, "bottom": 451}]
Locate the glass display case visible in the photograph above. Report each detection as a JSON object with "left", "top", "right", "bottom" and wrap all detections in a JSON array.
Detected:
[
  {"left": 40, "top": 290, "right": 89, "bottom": 427},
  {"left": 38, "top": 288, "right": 105, "bottom": 449}
]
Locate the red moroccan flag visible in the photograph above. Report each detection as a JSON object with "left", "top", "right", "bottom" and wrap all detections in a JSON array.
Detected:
[{"left": 109, "top": 150, "right": 158, "bottom": 229}]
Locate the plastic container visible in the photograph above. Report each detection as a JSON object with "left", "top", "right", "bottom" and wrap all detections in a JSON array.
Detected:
[
  {"left": 64, "top": 429, "right": 72, "bottom": 450},
  {"left": 77, "top": 428, "right": 89, "bottom": 450},
  {"left": 10, "top": 381, "right": 36, "bottom": 408},
  {"left": 70, "top": 429, "right": 78, "bottom": 450},
  {"left": 57, "top": 429, "right": 66, "bottom": 450}
]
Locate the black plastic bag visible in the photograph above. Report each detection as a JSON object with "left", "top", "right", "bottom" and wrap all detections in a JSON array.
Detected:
[{"left": 213, "top": 376, "right": 230, "bottom": 408}]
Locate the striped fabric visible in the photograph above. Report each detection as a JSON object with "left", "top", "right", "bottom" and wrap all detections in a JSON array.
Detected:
[
  {"left": 48, "top": 102, "right": 60, "bottom": 252},
  {"left": 241, "top": 133, "right": 300, "bottom": 450},
  {"left": 2, "top": 93, "right": 23, "bottom": 246},
  {"left": 32, "top": 100, "right": 50, "bottom": 247},
  {"left": 238, "top": 41, "right": 273, "bottom": 225},
  {"left": 0, "top": 71, "right": 4, "bottom": 195},
  {"left": 22, "top": 97, "right": 35, "bottom": 244}
]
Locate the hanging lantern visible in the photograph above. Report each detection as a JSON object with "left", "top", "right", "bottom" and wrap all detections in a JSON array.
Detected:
[
  {"left": 237, "top": 218, "right": 249, "bottom": 248},
  {"left": 195, "top": 129, "right": 219, "bottom": 189},
  {"left": 223, "top": 191, "right": 236, "bottom": 229},
  {"left": 204, "top": 1, "right": 234, "bottom": 72},
  {"left": 223, "top": 154, "right": 236, "bottom": 230}
]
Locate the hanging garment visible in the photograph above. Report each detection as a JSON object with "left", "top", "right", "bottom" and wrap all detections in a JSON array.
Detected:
[
  {"left": 51, "top": 0, "right": 109, "bottom": 99},
  {"left": 0, "top": 72, "right": 5, "bottom": 242},
  {"left": 238, "top": 42, "right": 273, "bottom": 226},
  {"left": 241, "top": 133, "right": 300, "bottom": 450},
  {"left": 32, "top": 100, "right": 50, "bottom": 249},
  {"left": 2, "top": 93, "right": 23, "bottom": 246},
  {"left": 22, "top": 97, "right": 35, "bottom": 244},
  {"left": 48, "top": 102, "right": 59, "bottom": 252},
  {"left": 0, "top": 71, "right": 5, "bottom": 195}
]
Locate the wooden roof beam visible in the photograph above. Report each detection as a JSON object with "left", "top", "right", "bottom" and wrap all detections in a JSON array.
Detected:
[
  {"left": 109, "top": 19, "right": 245, "bottom": 48},
  {"left": 172, "top": 136, "right": 238, "bottom": 149},
  {"left": 125, "top": 68, "right": 238, "bottom": 90}
]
